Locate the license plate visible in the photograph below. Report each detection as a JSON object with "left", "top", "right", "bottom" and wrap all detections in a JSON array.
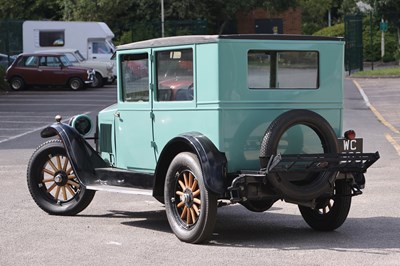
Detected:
[{"left": 339, "top": 138, "right": 363, "bottom": 153}]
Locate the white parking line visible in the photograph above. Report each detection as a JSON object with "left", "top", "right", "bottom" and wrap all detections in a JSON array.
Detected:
[
  {"left": 0, "top": 126, "right": 44, "bottom": 144},
  {"left": 0, "top": 112, "right": 90, "bottom": 144}
]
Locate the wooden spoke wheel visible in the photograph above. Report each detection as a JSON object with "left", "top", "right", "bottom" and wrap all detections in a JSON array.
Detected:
[
  {"left": 27, "top": 140, "right": 95, "bottom": 215},
  {"left": 41, "top": 153, "right": 79, "bottom": 203},
  {"left": 164, "top": 152, "right": 217, "bottom": 243},
  {"left": 298, "top": 179, "right": 352, "bottom": 231},
  {"left": 175, "top": 171, "right": 201, "bottom": 226}
]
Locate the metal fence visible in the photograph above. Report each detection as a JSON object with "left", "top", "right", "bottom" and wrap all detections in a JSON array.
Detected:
[
  {"left": 0, "top": 20, "right": 23, "bottom": 56},
  {"left": 344, "top": 15, "right": 363, "bottom": 74}
]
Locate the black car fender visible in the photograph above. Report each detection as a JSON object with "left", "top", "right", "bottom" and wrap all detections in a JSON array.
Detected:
[
  {"left": 41, "top": 123, "right": 109, "bottom": 186},
  {"left": 153, "top": 132, "right": 227, "bottom": 203}
]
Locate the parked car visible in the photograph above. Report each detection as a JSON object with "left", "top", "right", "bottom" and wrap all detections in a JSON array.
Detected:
[
  {"left": 27, "top": 35, "right": 379, "bottom": 243},
  {"left": 0, "top": 53, "right": 16, "bottom": 69},
  {"left": 37, "top": 49, "right": 115, "bottom": 87},
  {"left": 5, "top": 53, "right": 94, "bottom": 90}
]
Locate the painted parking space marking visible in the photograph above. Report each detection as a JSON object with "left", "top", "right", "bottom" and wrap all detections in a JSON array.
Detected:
[{"left": 353, "top": 79, "right": 400, "bottom": 155}]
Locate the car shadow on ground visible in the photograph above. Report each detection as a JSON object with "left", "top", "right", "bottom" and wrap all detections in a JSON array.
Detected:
[{"left": 78, "top": 204, "right": 400, "bottom": 250}]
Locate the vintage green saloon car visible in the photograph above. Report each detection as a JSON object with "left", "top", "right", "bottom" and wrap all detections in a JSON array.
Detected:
[{"left": 27, "top": 35, "right": 379, "bottom": 243}]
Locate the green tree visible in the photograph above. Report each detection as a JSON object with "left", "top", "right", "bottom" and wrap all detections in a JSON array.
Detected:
[
  {"left": 374, "top": 0, "right": 400, "bottom": 45},
  {"left": 300, "top": 0, "right": 335, "bottom": 34},
  {"left": 0, "top": 0, "right": 61, "bottom": 20}
]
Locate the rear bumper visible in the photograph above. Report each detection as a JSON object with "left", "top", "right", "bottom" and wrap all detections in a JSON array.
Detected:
[
  {"left": 228, "top": 151, "right": 380, "bottom": 204},
  {"left": 264, "top": 152, "right": 380, "bottom": 174}
]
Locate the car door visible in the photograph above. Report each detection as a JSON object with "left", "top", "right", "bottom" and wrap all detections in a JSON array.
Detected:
[
  {"left": 113, "top": 49, "right": 156, "bottom": 171},
  {"left": 37, "top": 56, "right": 65, "bottom": 85}
]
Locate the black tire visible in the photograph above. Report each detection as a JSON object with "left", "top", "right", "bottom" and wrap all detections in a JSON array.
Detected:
[
  {"left": 259, "top": 109, "right": 339, "bottom": 201},
  {"left": 68, "top": 77, "right": 84, "bottom": 90},
  {"left": 27, "top": 139, "right": 95, "bottom": 215},
  {"left": 241, "top": 199, "right": 275, "bottom": 212},
  {"left": 299, "top": 179, "right": 351, "bottom": 231},
  {"left": 164, "top": 152, "right": 217, "bottom": 243},
  {"left": 91, "top": 72, "right": 104, "bottom": 88},
  {"left": 9, "top": 76, "right": 25, "bottom": 91}
]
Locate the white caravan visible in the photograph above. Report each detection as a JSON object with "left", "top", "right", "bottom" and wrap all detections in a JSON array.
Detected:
[{"left": 23, "top": 21, "right": 116, "bottom": 62}]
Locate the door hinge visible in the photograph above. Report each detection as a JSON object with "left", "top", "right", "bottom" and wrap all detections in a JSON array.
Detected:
[{"left": 151, "top": 141, "right": 157, "bottom": 149}]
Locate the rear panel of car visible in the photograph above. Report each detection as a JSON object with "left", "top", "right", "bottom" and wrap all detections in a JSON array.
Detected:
[{"left": 214, "top": 38, "right": 344, "bottom": 171}]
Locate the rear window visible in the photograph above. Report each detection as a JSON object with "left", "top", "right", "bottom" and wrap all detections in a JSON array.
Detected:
[
  {"left": 248, "top": 50, "right": 319, "bottom": 89},
  {"left": 18, "top": 56, "right": 38, "bottom": 67}
]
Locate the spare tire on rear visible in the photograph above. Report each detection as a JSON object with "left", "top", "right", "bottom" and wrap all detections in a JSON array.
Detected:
[{"left": 259, "top": 109, "right": 339, "bottom": 201}]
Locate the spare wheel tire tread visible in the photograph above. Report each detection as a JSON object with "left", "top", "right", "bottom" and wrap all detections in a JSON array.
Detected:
[{"left": 259, "top": 109, "right": 339, "bottom": 201}]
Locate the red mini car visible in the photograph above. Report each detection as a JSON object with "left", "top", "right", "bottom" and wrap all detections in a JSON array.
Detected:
[{"left": 5, "top": 53, "right": 94, "bottom": 91}]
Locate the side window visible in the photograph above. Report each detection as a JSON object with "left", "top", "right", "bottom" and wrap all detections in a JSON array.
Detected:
[
  {"left": 93, "top": 41, "right": 112, "bottom": 54},
  {"left": 121, "top": 53, "right": 149, "bottom": 102},
  {"left": 39, "top": 31, "right": 65, "bottom": 47},
  {"left": 41, "top": 56, "right": 61, "bottom": 67},
  {"left": 20, "top": 56, "right": 38, "bottom": 67},
  {"left": 248, "top": 50, "right": 319, "bottom": 89},
  {"left": 156, "top": 49, "right": 193, "bottom": 102}
]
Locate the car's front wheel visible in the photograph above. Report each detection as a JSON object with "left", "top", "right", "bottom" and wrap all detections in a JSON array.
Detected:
[
  {"left": 91, "top": 72, "right": 104, "bottom": 88},
  {"left": 164, "top": 152, "right": 217, "bottom": 243},
  {"left": 68, "top": 77, "right": 84, "bottom": 90},
  {"left": 27, "top": 139, "right": 95, "bottom": 215}
]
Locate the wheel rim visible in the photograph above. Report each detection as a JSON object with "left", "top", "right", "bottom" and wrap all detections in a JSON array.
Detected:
[
  {"left": 70, "top": 79, "right": 81, "bottom": 90},
  {"left": 39, "top": 154, "right": 80, "bottom": 203},
  {"left": 173, "top": 170, "right": 201, "bottom": 228},
  {"left": 12, "top": 79, "right": 22, "bottom": 90},
  {"left": 92, "top": 76, "right": 99, "bottom": 87}
]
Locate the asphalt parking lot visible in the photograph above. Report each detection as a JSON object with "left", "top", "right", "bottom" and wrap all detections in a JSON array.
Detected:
[
  {"left": 0, "top": 79, "right": 400, "bottom": 265},
  {"left": 352, "top": 78, "right": 400, "bottom": 155},
  {"left": 0, "top": 85, "right": 116, "bottom": 149}
]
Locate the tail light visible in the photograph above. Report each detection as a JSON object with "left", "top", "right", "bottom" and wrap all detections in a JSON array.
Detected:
[{"left": 344, "top": 130, "right": 356, "bottom": 140}]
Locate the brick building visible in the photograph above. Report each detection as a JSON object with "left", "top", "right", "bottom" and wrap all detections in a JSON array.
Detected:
[{"left": 236, "top": 7, "right": 302, "bottom": 34}]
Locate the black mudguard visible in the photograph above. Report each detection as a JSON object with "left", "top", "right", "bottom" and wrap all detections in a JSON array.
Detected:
[
  {"left": 41, "top": 122, "right": 109, "bottom": 186},
  {"left": 153, "top": 132, "right": 227, "bottom": 200}
]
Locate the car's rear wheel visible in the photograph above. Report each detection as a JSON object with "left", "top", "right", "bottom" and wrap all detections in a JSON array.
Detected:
[
  {"left": 68, "top": 77, "right": 84, "bottom": 90},
  {"left": 27, "top": 139, "right": 95, "bottom": 215},
  {"left": 299, "top": 179, "right": 351, "bottom": 231},
  {"left": 164, "top": 152, "right": 217, "bottom": 243},
  {"left": 9, "top": 76, "right": 25, "bottom": 91}
]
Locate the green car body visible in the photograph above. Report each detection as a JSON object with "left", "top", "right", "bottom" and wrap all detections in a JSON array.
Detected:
[
  {"left": 99, "top": 35, "right": 344, "bottom": 172},
  {"left": 28, "top": 35, "right": 379, "bottom": 244}
]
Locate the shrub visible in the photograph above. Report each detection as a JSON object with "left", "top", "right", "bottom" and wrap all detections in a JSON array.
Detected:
[
  {"left": 314, "top": 23, "right": 398, "bottom": 62},
  {"left": 313, "top": 23, "right": 345, "bottom": 37},
  {"left": 0, "top": 66, "right": 9, "bottom": 91}
]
